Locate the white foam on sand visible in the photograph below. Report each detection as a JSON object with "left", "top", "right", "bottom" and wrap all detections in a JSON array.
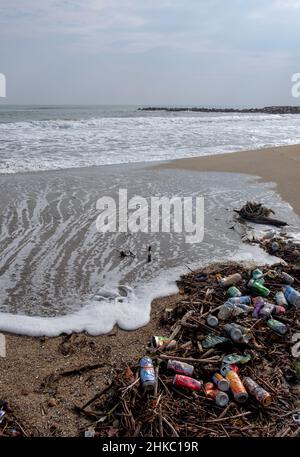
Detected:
[{"left": 0, "top": 244, "right": 282, "bottom": 337}]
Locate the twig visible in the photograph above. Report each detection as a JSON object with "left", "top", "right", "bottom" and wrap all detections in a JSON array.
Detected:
[
  {"left": 203, "top": 411, "right": 252, "bottom": 423},
  {"left": 161, "top": 416, "right": 179, "bottom": 437}
]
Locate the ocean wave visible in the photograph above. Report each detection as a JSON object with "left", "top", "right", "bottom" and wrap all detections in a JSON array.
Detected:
[{"left": 0, "top": 113, "right": 300, "bottom": 174}]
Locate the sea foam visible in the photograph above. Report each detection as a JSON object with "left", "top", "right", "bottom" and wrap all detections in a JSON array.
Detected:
[{"left": 0, "top": 244, "right": 281, "bottom": 337}]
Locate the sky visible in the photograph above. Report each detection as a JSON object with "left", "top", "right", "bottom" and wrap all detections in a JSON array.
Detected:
[{"left": 0, "top": 0, "right": 300, "bottom": 106}]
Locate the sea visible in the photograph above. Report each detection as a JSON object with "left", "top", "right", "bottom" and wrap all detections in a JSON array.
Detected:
[
  {"left": 0, "top": 105, "right": 300, "bottom": 336},
  {"left": 1, "top": 105, "right": 300, "bottom": 174}
]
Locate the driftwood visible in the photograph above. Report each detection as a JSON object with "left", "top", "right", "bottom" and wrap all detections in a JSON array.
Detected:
[{"left": 234, "top": 201, "right": 288, "bottom": 227}]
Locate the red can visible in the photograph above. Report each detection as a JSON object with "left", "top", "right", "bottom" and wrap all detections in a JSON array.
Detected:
[{"left": 173, "top": 374, "right": 202, "bottom": 391}]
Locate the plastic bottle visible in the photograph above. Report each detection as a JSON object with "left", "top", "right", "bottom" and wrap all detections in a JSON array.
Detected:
[
  {"left": 219, "top": 273, "right": 242, "bottom": 287},
  {"left": 259, "top": 303, "right": 275, "bottom": 319},
  {"left": 139, "top": 357, "right": 157, "bottom": 391},
  {"left": 218, "top": 301, "right": 239, "bottom": 320},
  {"left": 267, "top": 318, "right": 288, "bottom": 335},
  {"left": 283, "top": 286, "right": 300, "bottom": 308},
  {"left": 275, "top": 291, "right": 288, "bottom": 308},
  {"left": 202, "top": 335, "right": 229, "bottom": 349},
  {"left": 206, "top": 314, "right": 219, "bottom": 327},
  {"left": 252, "top": 296, "right": 265, "bottom": 318},
  {"left": 279, "top": 271, "right": 294, "bottom": 285},
  {"left": 218, "top": 300, "right": 252, "bottom": 320},
  {"left": 224, "top": 323, "right": 243, "bottom": 342},
  {"left": 224, "top": 323, "right": 250, "bottom": 343},
  {"left": 204, "top": 382, "right": 229, "bottom": 407}
]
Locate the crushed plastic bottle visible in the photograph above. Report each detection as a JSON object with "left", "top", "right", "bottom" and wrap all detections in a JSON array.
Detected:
[
  {"left": 218, "top": 299, "right": 252, "bottom": 320},
  {"left": 222, "top": 353, "right": 251, "bottom": 365},
  {"left": 223, "top": 323, "right": 250, "bottom": 344},
  {"left": 267, "top": 319, "right": 288, "bottom": 335},
  {"left": 202, "top": 335, "right": 229, "bottom": 349}
]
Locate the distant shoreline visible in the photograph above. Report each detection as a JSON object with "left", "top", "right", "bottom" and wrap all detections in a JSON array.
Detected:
[{"left": 138, "top": 105, "right": 300, "bottom": 114}]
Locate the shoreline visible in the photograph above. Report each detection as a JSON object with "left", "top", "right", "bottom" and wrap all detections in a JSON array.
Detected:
[
  {"left": 155, "top": 143, "right": 300, "bottom": 216},
  {"left": 1, "top": 143, "right": 300, "bottom": 435}
]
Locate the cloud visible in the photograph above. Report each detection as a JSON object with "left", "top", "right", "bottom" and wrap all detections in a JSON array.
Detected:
[
  {"left": 0, "top": 0, "right": 147, "bottom": 36},
  {"left": 274, "top": 0, "right": 300, "bottom": 8},
  {"left": 1, "top": 0, "right": 299, "bottom": 104},
  {"left": 1, "top": 0, "right": 299, "bottom": 55}
]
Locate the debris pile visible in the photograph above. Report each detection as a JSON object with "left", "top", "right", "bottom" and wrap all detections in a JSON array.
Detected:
[
  {"left": 77, "top": 259, "right": 300, "bottom": 437},
  {"left": 257, "top": 236, "right": 300, "bottom": 264}
]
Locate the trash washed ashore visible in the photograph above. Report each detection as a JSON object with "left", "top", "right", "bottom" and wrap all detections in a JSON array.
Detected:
[{"left": 1, "top": 205, "right": 300, "bottom": 437}]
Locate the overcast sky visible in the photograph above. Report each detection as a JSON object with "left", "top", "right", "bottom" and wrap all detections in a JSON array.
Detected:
[{"left": 1, "top": 0, "right": 300, "bottom": 105}]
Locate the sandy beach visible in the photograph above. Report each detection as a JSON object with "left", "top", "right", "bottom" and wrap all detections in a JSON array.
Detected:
[
  {"left": 1, "top": 143, "right": 300, "bottom": 436},
  {"left": 157, "top": 144, "right": 300, "bottom": 216}
]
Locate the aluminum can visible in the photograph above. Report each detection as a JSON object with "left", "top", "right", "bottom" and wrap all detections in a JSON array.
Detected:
[
  {"left": 140, "top": 357, "right": 156, "bottom": 391},
  {"left": 213, "top": 373, "right": 230, "bottom": 392},
  {"left": 167, "top": 359, "right": 194, "bottom": 376},
  {"left": 227, "top": 287, "right": 242, "bottom": 298},
  {"left": 243, "top": 377, "right": 272, "bottom": 406},
  {"left": 204, "top": 382, "right": 229, "bottom": 407},
  {"left": 225, "top": 370, "right": 248, "bottom": 403},
  {"left": 173, "top": 374, "right": 202, "bottom": 392}
]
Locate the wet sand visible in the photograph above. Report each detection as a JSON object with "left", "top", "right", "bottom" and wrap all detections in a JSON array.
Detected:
[
  {"left": 156, "top": 144, "right": 300, "bottom": 216},
  {"left": 1, "top": 143, "right": 300, "bottom": 436},
  {"left": 1, "top": 293, "right": 182, "bottom": 436}
]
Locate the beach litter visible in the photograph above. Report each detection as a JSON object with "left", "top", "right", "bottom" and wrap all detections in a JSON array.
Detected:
[
  {"left": 75, "top": 238, "right": 300, "bottom": 437},
  {"left": 235, "top": 201, "right": 288, "bottom": 227}
]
